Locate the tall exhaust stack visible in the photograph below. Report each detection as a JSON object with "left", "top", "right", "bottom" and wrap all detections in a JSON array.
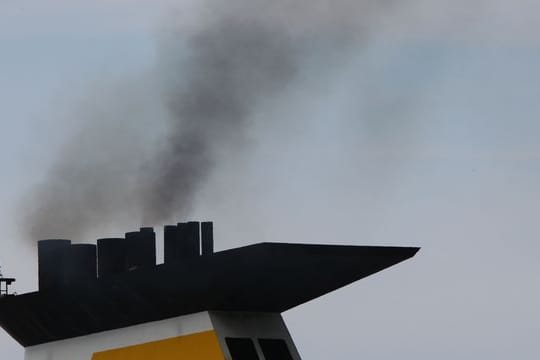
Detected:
[
  {"left": 64, "top": 244, "right": 97, "bottom": 284},
  {"left": 201, "top": 221, "right": 214, "bottom": 255},
  {"left": 97, "top": 238, "right": 127, "bottom": 278},
  {"left": 38, "top": 239, "right": 71, "bottom": 290},
  {"left": 164, "top": 221, "right": 203, "bottom": 263},
  {"left": 125, "top": 227, "right": 156, "bottom": 271},
  {"left": 183, "top": 221, "right": 201, "bottom": 257}
]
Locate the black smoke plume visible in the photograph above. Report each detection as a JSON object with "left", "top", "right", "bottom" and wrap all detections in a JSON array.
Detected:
[
  {"left": 21, "top": 0, "right": 394, "bottom": 240},
  {"left": 141, "top": 20, "right": 298, "bottom": 223}
]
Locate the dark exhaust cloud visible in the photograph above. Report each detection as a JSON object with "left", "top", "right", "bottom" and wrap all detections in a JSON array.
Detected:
[
  {"left": 141, "top": 19, "right": 299, "bottom": 224},
  {"left": 20, "top": 0, "right": 396, "bottom": 241}
]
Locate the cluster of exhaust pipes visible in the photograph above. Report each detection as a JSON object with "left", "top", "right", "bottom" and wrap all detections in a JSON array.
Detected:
[{"left": 37, "top": 221, "right": 214, "bottom": 291}]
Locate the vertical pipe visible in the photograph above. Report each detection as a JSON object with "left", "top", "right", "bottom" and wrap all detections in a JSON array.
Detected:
[
  {"left": 125, "top": 229, "right": 156, "bottom": 270},
  {"left": 125, "top": 231, "right": 140, "bottom": 271},
  {"left": 187, "top": 221, "right": 201, "bottom": 257},
  {"left": 38, "top": 239, "right": 71, "bottom": 291},
  {"left": 164, "top": 225, "right": 179, "bottom": 264},
  {"left": 179, "top": 221, "right": 200, "bottom": 258},
  {"left": 165, "top": 221, "right": 202, "bottom": 264},
  {"left": 97, "top": 238, "right": 127, "bottom": 278},
  {"left": 65, "top": 244, "right": 97, "bottom": 284},
  {"left": 177, "top": 222, "right": 187, "bottom": 245},
  {"left": 177, "top": 222, "right": 189, "bottom": 258},
  {"left": 139, "top": 227, "right": 156, "bottom": 267},
  {"left": 201, "top": 221, "right": 214, "bottom": 255}
]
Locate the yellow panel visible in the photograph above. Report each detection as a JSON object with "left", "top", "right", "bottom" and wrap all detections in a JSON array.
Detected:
[{"left": 91, "top": 330, "right": 224, "bottom": 360}]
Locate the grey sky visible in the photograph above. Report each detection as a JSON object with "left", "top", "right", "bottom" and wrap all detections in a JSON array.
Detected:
[{"left": 1, "top": 1, "right": 539, "bottom": 358}]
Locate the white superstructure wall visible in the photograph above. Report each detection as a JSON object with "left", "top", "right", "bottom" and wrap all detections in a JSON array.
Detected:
[{"left": 24, "top": 312, "right": 213, "bottom": 360}]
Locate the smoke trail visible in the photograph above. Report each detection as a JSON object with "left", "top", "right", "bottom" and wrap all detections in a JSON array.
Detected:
[
  {"left": 140, "top": 0, "right": 397, "bottom": 223},
  {"left": 21, "top": 0, "right": 396, "bottom": 240},
  {"left": 20, "top": 81, "right": 162, "bottom": 240},
  {"left": 140, "top": 18, "right": 299, "bottom": 223}
]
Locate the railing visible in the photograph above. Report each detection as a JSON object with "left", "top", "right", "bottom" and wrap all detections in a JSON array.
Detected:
[{"left": 0, "top": 277, "right": 15, "bottom": 297}]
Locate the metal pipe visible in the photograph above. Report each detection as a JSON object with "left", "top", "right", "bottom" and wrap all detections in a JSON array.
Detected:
[
  {"left": 201, "top": 221, "right": 214, "bottom": 255},
  {"left": 97, "top": 238, "right": 127, "bottom": 278},
  {"left": 38, "top": 239, "right": 71, "bottom": 291}
]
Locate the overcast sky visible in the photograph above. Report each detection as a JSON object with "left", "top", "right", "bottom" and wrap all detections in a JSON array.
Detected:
[{"left": 1, "top": 1, "right": 540, "bottom": 359}]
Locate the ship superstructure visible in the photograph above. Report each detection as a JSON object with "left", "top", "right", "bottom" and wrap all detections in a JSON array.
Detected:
[{"left": 0, "top": 221, "right": 418, "bottom": 359}]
